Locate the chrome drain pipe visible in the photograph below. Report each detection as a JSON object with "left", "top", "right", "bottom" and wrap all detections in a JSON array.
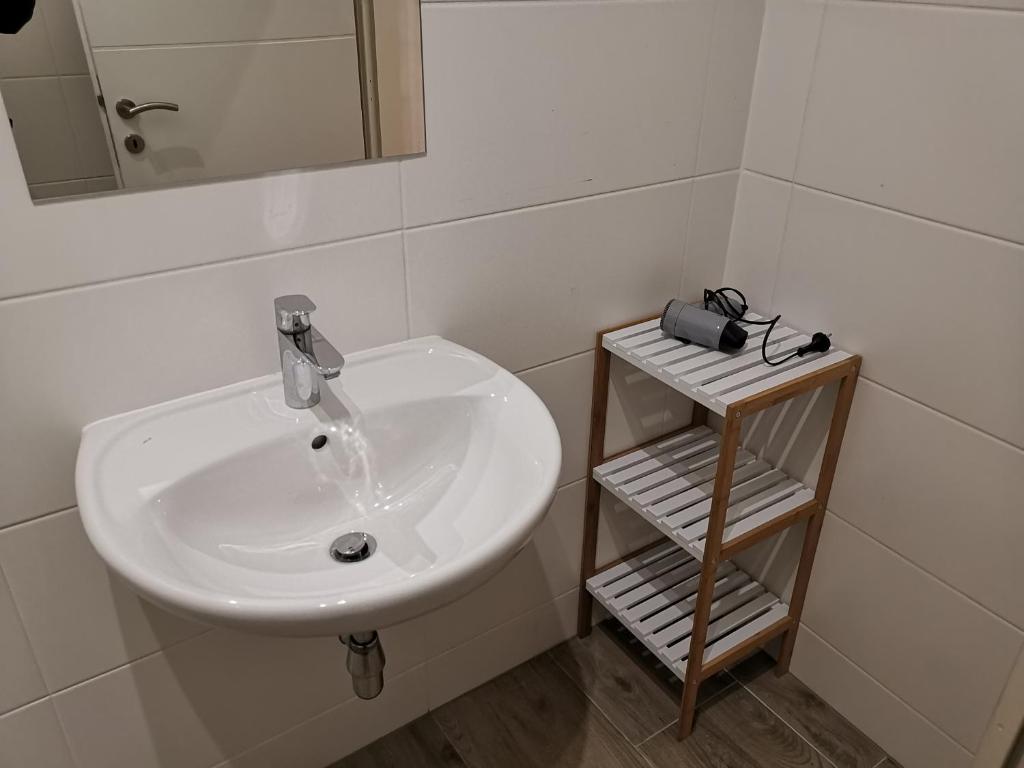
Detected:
[{"left": 341, "top": 631, "right": 385, "bottom": 699}]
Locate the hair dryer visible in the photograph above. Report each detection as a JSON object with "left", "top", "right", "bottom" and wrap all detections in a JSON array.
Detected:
[{"left": 660, "top": 298, "right": 748, "bottom": 352}]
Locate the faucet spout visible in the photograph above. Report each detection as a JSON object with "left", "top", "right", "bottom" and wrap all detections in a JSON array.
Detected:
[
  {"left": 274, "top": 295, "right": 345, "bottom": 408},
  {"left": 283, "top": 327, "right": 344, "bottom": 380}
]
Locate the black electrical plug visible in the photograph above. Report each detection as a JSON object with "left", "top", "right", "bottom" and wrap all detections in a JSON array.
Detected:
[{"left": 798, "top": 332, "right": 831, "bottom": 357}]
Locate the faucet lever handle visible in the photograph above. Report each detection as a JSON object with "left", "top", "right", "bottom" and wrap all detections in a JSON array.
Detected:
[{"left": 274, "top": 294, "right": 317, "bottom": 332}]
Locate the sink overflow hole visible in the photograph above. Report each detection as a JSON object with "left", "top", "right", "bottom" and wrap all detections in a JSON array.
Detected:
[
  {"left": 311, "top": 435, "right": 328, "bottom": 450},
  {"left": 330, "top": 532, "right": 376, "bottom": 563}
]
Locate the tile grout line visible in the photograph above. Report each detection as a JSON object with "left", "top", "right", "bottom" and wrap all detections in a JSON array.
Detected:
[
  {"left": 635, "top": 718, "right": 676, "bottom": 748},
  {"left": 726, "top": 668, "right": 842, "bottom": 768},
  {"left": 546, "top": 625, "right": 742, "bottom": 752},
  {"left": 427, "top": 709, "right": 475, "bottom": 768},
  {"left": 400, "top": 229, "right": 413, "bottom": 341},
  {"left": 3, "top": 519, "right": 80, "bottom": 763},
  {"left": 688, "top": 0, "right": 721, "bottom": 191},
  {"left": 543, "top": 644, "right": 668, "bottom": 757},
  {"left": 859, "top": 0, "right": 1024, "bottom": 13},
  {"left": 212, "top": 664, "right": 427, "bottom": 768},
  {"left": 9, "top": 625, "right": 216, "bottom": 716},
  {"left": 794, "top": 626, "right": 976, "bottom": 756},
  {"left": 513, "top": 348, "right": 592, "bottom": 377},
  {"left": 744, "top": 166, "right": 1024, "bottom": 254},
  {"left": 397, "top": 161, "right": 413, "bottom": 341},
  {"left": 400, "top": 168, "right": 739, "bottom": 233},
  {"left": 542, "top": 631, "right": 744, "bottom": 766},
  {"left": 854, "top": 375, "right": 1023, "bottom": 456},
  {"left": 0, "top": 168, "right": 739, "bottom": 305},
  {"left": 765, "top": 0, "right": 828, "bottom": 314},
  {"left": 630, "top": 676, "right": 742, "bottom": 749},
  {"left": 819, "top": 510, "right": 1024, "bottom": 635}
]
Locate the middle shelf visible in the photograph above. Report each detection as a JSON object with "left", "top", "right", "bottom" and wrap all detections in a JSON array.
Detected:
[{"left": 594, "top": 424, "right": 818, "bottom": 562}]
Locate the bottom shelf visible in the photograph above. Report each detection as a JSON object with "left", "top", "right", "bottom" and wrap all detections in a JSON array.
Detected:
[{"left": 586, "top": 540, "right": 790, "bottom": 682}]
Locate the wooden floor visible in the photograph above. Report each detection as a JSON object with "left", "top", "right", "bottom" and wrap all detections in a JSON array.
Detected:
[{"left": 333, "top": 621, "right": 902, "bottom": 768}]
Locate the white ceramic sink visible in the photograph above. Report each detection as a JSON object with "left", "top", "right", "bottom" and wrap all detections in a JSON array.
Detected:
[{"left": 75, "top": 337, "right": 561, "bottom": 636}]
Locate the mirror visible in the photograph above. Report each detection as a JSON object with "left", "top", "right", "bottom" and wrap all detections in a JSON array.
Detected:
[{"left": 0, "top": 0, "right": 424, "bottom": 201}]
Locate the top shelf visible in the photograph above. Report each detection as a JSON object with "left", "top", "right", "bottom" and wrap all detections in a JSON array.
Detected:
[{"left": 604, "top": 314, "right": 854, "bottom": 417}]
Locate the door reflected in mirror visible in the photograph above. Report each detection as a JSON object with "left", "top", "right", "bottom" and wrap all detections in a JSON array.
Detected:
[{"left": 0, "top": 0, "right": 424, "bottom": 201}]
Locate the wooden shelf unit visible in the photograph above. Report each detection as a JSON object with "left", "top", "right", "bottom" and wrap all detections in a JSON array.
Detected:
[{"left": 577, "top": 313, "right": 861, "bottom": 739}]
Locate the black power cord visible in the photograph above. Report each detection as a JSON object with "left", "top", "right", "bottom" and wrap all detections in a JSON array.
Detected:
[{"left": 702, "top": 287, "right": 830, "bottom": 366}]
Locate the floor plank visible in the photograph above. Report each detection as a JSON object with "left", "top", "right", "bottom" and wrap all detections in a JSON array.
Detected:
[
  {"left": 330, "top": 716, "right": 467, "bottom": 768},
  {"left": 549, "top": 624, "right": 733, "bottom": 745},
  {"left": 432, "top": 654, "right": 649, "bottom": 768},
  {"left": 732, "top": 652, "right": 887, "bottom": 768},
  {"left": 640, "top": 684, "right": 828, "bottom": 768}
]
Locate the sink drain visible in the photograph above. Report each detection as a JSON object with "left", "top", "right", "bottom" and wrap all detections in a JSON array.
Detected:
[{"left": 330, "top": 532, "right": 376, "bottom": 563}]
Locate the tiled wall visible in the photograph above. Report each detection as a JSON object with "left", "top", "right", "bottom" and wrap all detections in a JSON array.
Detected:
[
  {"left": 724, "top": 1, "right": 1024, "bottom": 766},
  {"left": 0, "top": 1, "right": 763, "bottom": 766},
  {"left": 0, "top": 0, "right": 116, "bottom": 199}
]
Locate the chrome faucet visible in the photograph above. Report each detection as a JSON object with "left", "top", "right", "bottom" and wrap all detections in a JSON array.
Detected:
[{"left": 274, "top": 295, "right": 344, "bottom": 408}]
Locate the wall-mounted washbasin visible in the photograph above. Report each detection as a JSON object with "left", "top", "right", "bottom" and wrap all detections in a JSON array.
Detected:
[{"left": 75, "top": 336, "right": 561, "bottom": 638}]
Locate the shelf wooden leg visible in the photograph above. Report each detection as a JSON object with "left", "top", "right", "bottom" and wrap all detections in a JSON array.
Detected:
[
  {"left": 775, "top": 364, "right": 860, "bottom": 674},
  {"left": 678, "top": 408, "right": 742, "bottom": 739},
  {"left": 577, "top": 340, "right": 613, "bottom": 639}
]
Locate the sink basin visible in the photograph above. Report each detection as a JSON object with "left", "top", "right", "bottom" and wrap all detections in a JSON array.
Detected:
[{"left": 75, "top": 337, "right": 561, "bottom": 636}]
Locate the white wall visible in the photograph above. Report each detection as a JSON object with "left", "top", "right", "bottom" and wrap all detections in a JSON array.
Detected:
[
  {"left": 0, "top": 0, "right": 115, "bottom": 199},
  {"left": 0, "top": 1, "right": 763, "bottom": 766},
  {"left": 724, "top": 1, "right": 1024, "bottom": 766}
]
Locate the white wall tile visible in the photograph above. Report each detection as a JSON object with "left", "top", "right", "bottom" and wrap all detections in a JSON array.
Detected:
[
  {"left": 773, "top": 187, "right": 1024, "bottom": 448},
  {"left": 742, "top": 0, "right": 824, "bottom": 179},
  {"left": 604, "top": 355, "right": 692, "bottom": 457},
  {"left": 54, "top": 632, "right": 343, "bottom": 768},
  {"left": 0, "top": 563, "right": 46, "bottom": 714},
  {"left": 423, "top": 481, "right": 585, "bottom": 658},
  {"left": 54, "top": 617, "right": 429, "bottom": 768},
  {"left": 596, "top": 493, "right": 663, "bottom": 570},
  {"left": 696, "top": 0, "right": 765, "bottom": 174},
  {"left": 804, "top": 513, "right": 1024, "bottom": 751},
  {"left": 215, "top": 665, "right": 429, "bottom": 768},
  {"left": 0, "top": 233, "right": 407, "bottom": 526},
  {"left": 519, "top": 354, "right": 594, "bottom": 487},
  {"left": 0, "top": 77, "right": 81, "bottom": 185},
  {"left": 406, "top": 182, "right": 691, "bottom": 374},
  {"left": 797, "top": 1, "right": 1024, "bottom": 245},
  {"left": 60, "top": 75, "right": 114, "bottom": 178},
  {"left": 0, "top": 509, "right": 208, "bottom": 691},
  {"left": 791, "top": 626, "right": 973, "bottom": 768},
  {"left": 680, "top": 171, "right": 739, "bottom": 301},
  {"left": 38, "top": 0, "right": 90, "bottom": 75},
  {"left": 499, "top": 342, "right": 694, "bottom": 492},
  {"left": 425, "top": 589, "right": 577, "bottom": 710},
  {"left": 0, "top": 7, "right": 56, "bottom": 78},
  {"left": 0, "top": 698, "right": 76, "bottom": 768},
  {"left": 831, "top": 380, "right": 1024, "bottom": 629},
  {"left": 401, "top": 0, "right": 715, "bottom": 226},
  {"left": 722, "top": 171, "right": 791, "bottom": 312}
]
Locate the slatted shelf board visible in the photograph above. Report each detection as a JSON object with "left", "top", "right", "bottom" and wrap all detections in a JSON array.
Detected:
[
  {"left": 595, "top": 425, "right": 816, "bottom": 562},
  {"left": 587, "top": 540, "right": 790, "bottom": 682},
  {"left": 604, "top": 315, "right": 853, "bottom": 417}
]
